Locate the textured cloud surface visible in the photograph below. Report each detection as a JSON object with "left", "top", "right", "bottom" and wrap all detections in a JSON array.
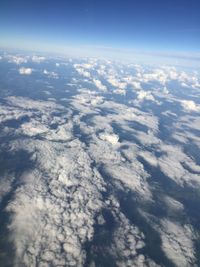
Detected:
[{"left": 0, "top": 52, "right": 200, "bottom": 267}]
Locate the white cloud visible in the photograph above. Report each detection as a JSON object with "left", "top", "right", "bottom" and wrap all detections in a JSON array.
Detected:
[
  {"left": 19, "top": 67, "right": 33, "bottom": 75},
  {"left": 0, "top": 173, "right": 15, "bottom": 203},
  {"left": 160, "top": 219, "right": 196, "bottom": 267},
  {"left": 43, "top": 69, "right": 58, "bottom": 78},
  {"left": 137, "top": 90, "right": 156, "bottom": 102},
  {"left": 192, "top": 82, "right": 200, "bottom": 89},
  {"left": 6, "top": 96, "right": 60, "bottom": 111},
  {"left": 93, "top": 79, "right": 107, "bottom": 92},
  {"left": 113, "top": 88, "right": 126, "bottom": 95},
  {"left": 142, "top": 69, "right": 168, "bottom": 85},
  {"left": 158, "top": 144, "right": 200, "bottom": 187},
  {"left": 181, "top": 100, "right": 200, "bottom": 112},
  {"left": 73, "top": 64, "right": 91, "bottom": 78},
  {"left": 21, "top": 121, "right": 49, "bottom": 136},
  {"left": 0, "top": 95, "right": 107, "bottom": 266},
  {"left": 1, "top": 56, "right": 200, "bottom": 267},
  {"left": 130, "top": 81, "right": 142, "bottom": 90},
  {"left": 109, "top": 210, "right": 155, "bottom": 267},
  {"left": 107, "top": 76, "right": 127, "bottom": 89},
  {"left": 138, "top": 150, "right": 158, "bottom": 167},
  {"left": 32, "top": 55, "right": 45, "bottom": 63},
  {"left": 81, "top": 63, "right": 94, "bottom": 69},
  {"left": 163, "top": 196, "right": 184, "bottom": 212},
  {"left": 7, "top": 55, "right": 28, "bottom": 64},
  {"left": 99, "top": 132, "right": 119, "bottom": 145},
  {"left": 6, "top": 139, "right": 106, "bottom": 266}
]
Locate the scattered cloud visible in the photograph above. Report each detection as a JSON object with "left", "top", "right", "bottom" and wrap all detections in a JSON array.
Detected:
[
  {"left": 7, "top": 55, "right": 28, "bottom": 64},
  {"left": 181, "top": 100, "right": 200, "bottom": 112},
  {"left": 19, "top": 67, "right": 33, "bottom": 75},
  {"left": 74, "top": 64, "right": 91, "bottom": 78},
  {"left": 43, "top": 69, "right": 58, "bottom": 78},
  {"left": 32, "top": 55, "right": 46, "bottom": 63},
  {"left": 137, "top": 90, "right": 156, "bottom": 102},
  {"left": 93, "top": 79, "right": 107, "bottom": 92},
  {"left": 1, "top": 54, "right": 200, "bottom": 267},
  {"left": 99, "top": 132, "right": 119, "bottom": 145},
  {"left": 160, "top": 219, "right": 196, "bottom": 266}
]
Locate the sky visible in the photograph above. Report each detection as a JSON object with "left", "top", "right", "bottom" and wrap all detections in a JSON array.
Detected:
[{"left": 0, "top": 0, "right": 200, "bottom": 61}]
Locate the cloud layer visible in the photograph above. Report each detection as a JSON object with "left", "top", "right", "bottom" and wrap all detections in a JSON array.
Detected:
[{"left": 0, "top": 53, "right": 200, "bottom": 267}]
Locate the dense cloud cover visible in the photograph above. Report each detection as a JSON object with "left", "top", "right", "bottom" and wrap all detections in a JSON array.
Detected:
[{"left": 0, "top": 52, "right": 200, "bottom": 267}]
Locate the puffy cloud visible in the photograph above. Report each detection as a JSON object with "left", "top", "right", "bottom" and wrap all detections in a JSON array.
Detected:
[
  {"left": 19, "top": 67, "right": 33, "bottom": 75},
  {"left": 109, "top": 210, "right": 154, "bottom": 267},
  {"left": 181, "top": 100, "right": 200, "bottom": 112},
  {"left": 93, "top": 79, "right": 107, "bottom": 92},
  {"left": 43, "top": 69, "right": 58, "bottom": 78},
  {"left": 20, "top": 121, "right": 49, "bottom": 136},
  {"left": 113, "top": 88, "right": 126, "bottom": 95},
  {"left": 192, "top": 82, "right": 200, "bottom": 89},
  {"left": 81, "top": 63, "right": 94, "bottom": 69},
  {"left": 160, "top": 219, "right": 196, "bottom": 266},
  {"left": 138, "top": 150, "right": 158, "bottom": 167},
  {"left": 141, "top": 69, "right": 168, "bottom": 85},
  {"left": 137, "top": 90, "right": 156, "bottom": 102},
  {"left": 6, "top": 96, "right": 60, "bottom": 111},
  {"left": 157, "top": 144, "right": 200, "bottom": 187},
  {"left": 163, "top": 196, "right": 184, "bottom": 213},
  {"left": 73, "top": 64, "right": 91, "bottom": 78},
  {"left": 99, "top": 132, "right": 119, "bottom": 145},
  {"left": 0, "top": 173, "right": 15, "bottom": 203},
  {"left": 129, "top": 81, "right": 142, "bottom": 90},
  {"left": 107, "top": 76, "right": 127, "bottom": 89},
  {"left": 32, "top": 55, "right": 45, "bottom": 63},
  {"left": 7, "top": 55, "right": 28, "bottom": 64},
  {"left": 133, "top": 66, "right": 200, "bottom": 90},
  {"left": 1, "top": 55, "right": 200, "bottom": 267},
  {"left": 2, "top": 96, "right": 106, "bottom": 266}
]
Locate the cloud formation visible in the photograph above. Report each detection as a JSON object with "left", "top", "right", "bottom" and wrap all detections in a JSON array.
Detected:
[
  {"left": 181, "top": 100, "right": 200, "bottom": 112},
  {"left": 1, "top": 53, "right": 200, "bottom": 267},
  {"left": 19, "top": 67, "right": 33, "bottom": 75}
]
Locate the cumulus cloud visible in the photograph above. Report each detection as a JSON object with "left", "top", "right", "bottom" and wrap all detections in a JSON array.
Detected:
[
  {"left": 1, "top": 96, "right": 106, "bottom": 266},
  {"left": 74, "top": 64, "right": 91, "bottom": 78},
  {"left": 32, "top": 55, "right": 46, "bottom": 63},
  {"left": 113, "top": 88, "right": 126, "bottom": 95},
  {"left": 6, "top": 143, "right": 105, "bottom": 266},
  {"left": 93, "top": 79, "right": 107, "bottom": 92},
  {"left": 137, "top": 90, "right": 156, "bottom": 102},
  {"left": 160, "top": 219, "right": 197, "bottom": 266},
  {"left": 156, "top": 144, "right": 200, "bottom": 187},
  {"left": 107, "top": 76, "right": 127, "bottom": 89},
  {"left": 181, "top": 100, "right": 200, "bottom": 112},
  {"left": 0, "top": 173, "right": 15, "bottom": 203},
  {"left": 19, "top": 67, "right": 33, "bottom": 75},
  {"left": 141, "top": 69, "right": 168, "bottom": 85},
  {"left": 163, "top": 196, "right": 184, "bottom": 213},
  {"left": 99, "top": 132, "right": 119, "bottom": 145},
  {"left": 109, "top": 209, "right": 157, "bottom": 267},
  {"left": 1, "top": 55, "right": 200, "bottom": 267},
  {"left": 130, "top": 81, "right": 142, "bottom": 90},
  {"left": 43, "top": 69, "right": 58, "bottom": 78},
  {"left": 7, "top": 55, "right": 28, "bottom": 64}
]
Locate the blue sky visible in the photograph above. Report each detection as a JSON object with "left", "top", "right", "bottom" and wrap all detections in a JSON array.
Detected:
[{"left": 0, "top": 0, "right": 200, "bottom": 60}]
